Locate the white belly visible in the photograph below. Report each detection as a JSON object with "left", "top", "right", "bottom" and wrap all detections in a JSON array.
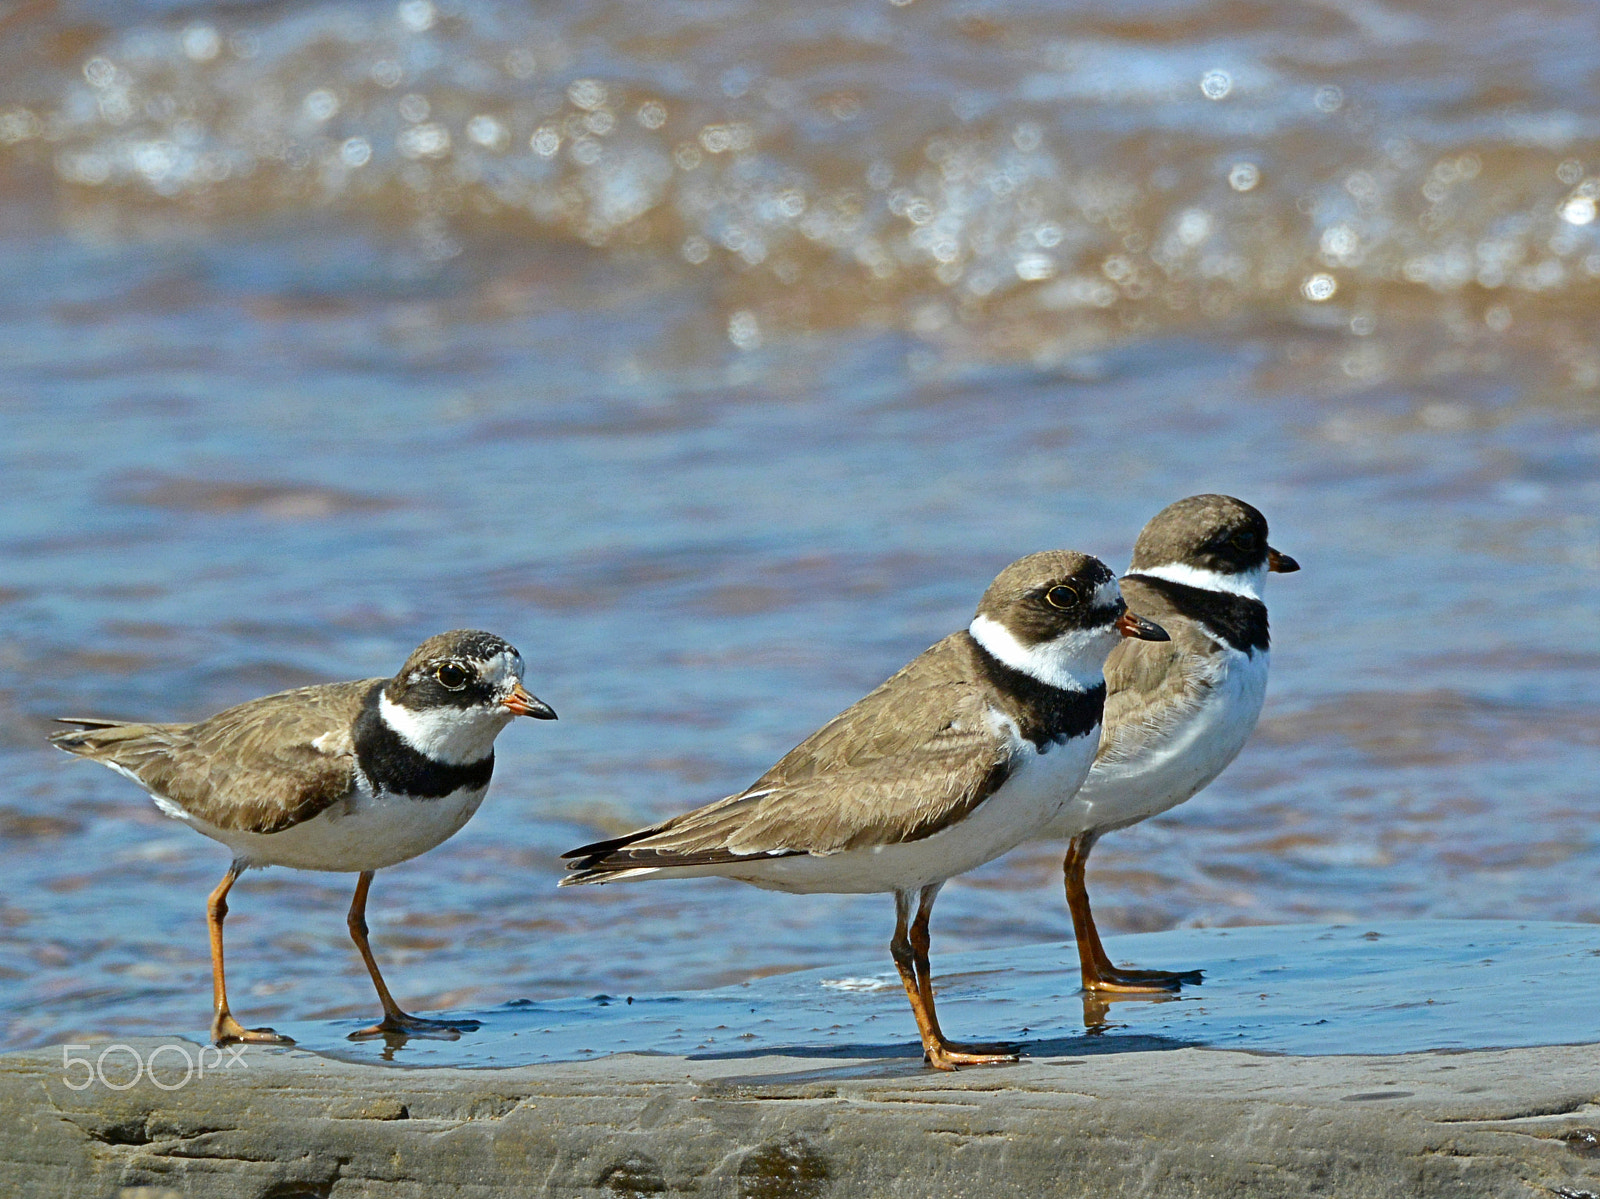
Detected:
[
  {"left": 163, "top": 780, "right": 490, "bottom": 873},
  {"left": 653, "top": 728, "right": 1101, "bottom": 895},
  {"left": 1043, "top": 648, "right": 1268, "bottom": 839}
]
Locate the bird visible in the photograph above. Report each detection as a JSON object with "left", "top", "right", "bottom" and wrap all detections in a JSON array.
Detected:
[
  {"left": 560, "top": 551, "right": 1167, "bottom": 1070},
  {"left": 50, "top": 629, "right": 556, "bottom": 1046},
  {"left": 1039, "top": 495, "right": 1298, "bottom": 994}
]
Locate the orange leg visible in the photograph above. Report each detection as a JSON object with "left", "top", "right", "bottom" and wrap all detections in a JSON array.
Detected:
[
  {"left": 1063, "top": 833, "right": 1202, "bottom": 994},
  {"left": 346, "top": 871, "right": 480, "bottom": 1041},
  {"left": 206, "top": 863, "right": 293, "bottom": 1046},
  {"left": 890, "top": 887, "right": 1018, "bottom": 1071}
]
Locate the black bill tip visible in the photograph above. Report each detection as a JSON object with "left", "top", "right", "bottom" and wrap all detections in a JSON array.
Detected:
[
  {"left": 1116, "top": 610, "right": 1170, "bottom": 641},
  {"left": 504, "top": 683, "right": 558, "bottom": 720}
]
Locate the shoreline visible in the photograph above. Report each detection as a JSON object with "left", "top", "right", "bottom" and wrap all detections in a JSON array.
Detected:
[{"left": 4, "top": 922, "right": 1600, "bottom": 1197}]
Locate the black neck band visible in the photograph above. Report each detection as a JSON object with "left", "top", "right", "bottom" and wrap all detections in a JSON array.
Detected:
[
  {"left": 353, "top": 685, "right": 495, "bottom": 799},
  {"left": 968, "top": 637, "right": 1106, "bottom": 749},
  {"left": 1125, "top": 574, "right": 1270, "bottom": 653}
]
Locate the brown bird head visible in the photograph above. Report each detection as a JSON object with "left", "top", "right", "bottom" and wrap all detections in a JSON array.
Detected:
[
  {"left": 381, "top": 630, "right": 555, "bottom": 765},
  {"left": 1128, "top": 494, "right": 1298, "bottom": 592},
  {"left": 969, "top": 551, "right": 1166, "bottom": 690}
]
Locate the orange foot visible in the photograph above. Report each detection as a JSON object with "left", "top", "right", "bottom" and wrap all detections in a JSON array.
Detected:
[
  {"left": 212, "top": 1012, "right": 294, "bottom": 1046},
  {"left": 348, "top": 1012, "right": 481, "bottom": 1041},
  {"left": 924, "top": 1042, "right": 1020, "bottom": 1071},
  {"left": 1084, "top": 965, "right": 1203, "bottom": 995}
]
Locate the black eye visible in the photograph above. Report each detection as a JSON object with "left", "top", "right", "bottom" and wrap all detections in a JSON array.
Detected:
[
  {"left": 435, "top": 662, "right": 469, "bottom": 690},
  {"left": 1045, "top": 584, "right": 1080, "bottom": 610},
  {"left": 1230, "top": 531, "right": 1257, "bottom": 551}
]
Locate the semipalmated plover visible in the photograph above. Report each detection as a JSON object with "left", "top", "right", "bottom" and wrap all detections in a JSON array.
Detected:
[
  {"left": 561, "top": 552, "right": 1167, "bottom": 1070},
  {"left": 1040, "top": 495, "right": 1298, "bottom": 993},
  {"left": 51, "top": 630, "right": 555, "bottom": 1045}
]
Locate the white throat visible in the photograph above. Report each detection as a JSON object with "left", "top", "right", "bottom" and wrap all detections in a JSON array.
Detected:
[
  {"left": 968, "top": 614, "right": 1113, "bottom": 693},
  {"left": 1133, "top": 561, "right": 1267, "bottom": 600},
  {"left": 379, "top": 692, "right": 510, "bottom": 766}
]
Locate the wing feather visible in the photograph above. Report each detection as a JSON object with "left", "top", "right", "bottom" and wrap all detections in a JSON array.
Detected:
[
  {"left": 1097, "top": 618, "right": 1216, "bottom": 766},
  {"left": 52, "top": 680, "right": 377, "bottom": 834}
]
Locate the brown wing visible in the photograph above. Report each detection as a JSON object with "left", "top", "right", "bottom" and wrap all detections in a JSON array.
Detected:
[
  {"left": 52, "top": 679, "right": 378, "bottom": 834},
  {"left": 1097, "top": 599, "right": 1228, "bottom": 767},
  {"left": 564, "top": 634, "right": 1014, "bottom": 874}
]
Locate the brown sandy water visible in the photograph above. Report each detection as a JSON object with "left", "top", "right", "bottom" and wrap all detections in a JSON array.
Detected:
[{"left": 0, "top": 0, "right": 1596, "bottom": 1052}]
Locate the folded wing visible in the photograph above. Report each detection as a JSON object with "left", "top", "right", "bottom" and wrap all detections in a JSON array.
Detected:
[
  {"left": 563, "top": 635, "right": 1014, "bottom": 880},
  {"left": 52, "top": 679, "right": 377, "bottom": 834}
]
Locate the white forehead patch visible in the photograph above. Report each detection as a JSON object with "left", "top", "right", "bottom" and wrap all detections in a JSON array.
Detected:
[
  {"left": 478, "top": 650, "right": 523, "bottom": 688},
  {"left": 1091, "top": 575, "right": 1123, "bottom": 610},
  {"left": 1133, "top": 561, "right": 1266, "bottom": 601}
]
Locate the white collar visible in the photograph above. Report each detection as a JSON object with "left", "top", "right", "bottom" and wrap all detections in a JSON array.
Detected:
[
  {"left": 968, "top": 614, "right": 1106, "bottom": 693},
  {"left": 1129, "top": 561, "right": 1265, "bottom": 601}
]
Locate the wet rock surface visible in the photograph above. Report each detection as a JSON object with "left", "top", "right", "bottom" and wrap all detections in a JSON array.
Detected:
[
  {"left": 4, "top": 1037, "right": 1600, "bottom": 1198},
  {"left": 3, "top": 922, "right": 1598, "bottom": 1198}
]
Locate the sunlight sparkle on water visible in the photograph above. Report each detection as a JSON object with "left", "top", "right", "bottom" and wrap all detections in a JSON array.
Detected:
[{"left": 1302, "top": 273, "right": 1338, "bottom": 301}]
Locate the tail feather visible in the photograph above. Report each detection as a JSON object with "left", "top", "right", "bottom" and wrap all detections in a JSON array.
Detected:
[
  {"left": 561, "top": 829, "right": 803, "bottom": 885},
  {"left": 560, "top": 827, "right": 657, "bottom": 866},
  {"left": 559, "top": 825, "right": 666, "bottom": 879},
  {"left": 559, "top": 864, "right": 663, "bottom": 886},
  {"left": 49, "top": 718, "right": 173, "bottom": 761}
]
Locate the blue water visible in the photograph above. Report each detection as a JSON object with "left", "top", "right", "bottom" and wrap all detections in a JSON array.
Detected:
[{"left": 260, "top": 921, "right": 1600, "bottom": 1066}]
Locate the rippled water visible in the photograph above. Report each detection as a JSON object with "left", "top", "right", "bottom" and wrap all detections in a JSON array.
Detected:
[
  {"left": 8, "top": 0, "right": 1600, "bottom": 373},
  {"left": 1, "top": 0, "right": 1598, "bottom": 1051},
  {"left": 291, "top": 922, "right": 1600, "bottom": 1066}
]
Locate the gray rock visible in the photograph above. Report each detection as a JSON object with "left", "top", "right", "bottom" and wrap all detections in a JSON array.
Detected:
[{"left": 3, "top": 1037, "right": 1600, "bottom": 1197}]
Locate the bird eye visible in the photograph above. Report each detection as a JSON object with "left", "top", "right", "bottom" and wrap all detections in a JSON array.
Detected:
[
  {"left": 1230, "top": 531, "right": 1257, "bottom": 551},
  {"left": 1045, "top": 584, "right": 1080, "bottom": 609},
  {"left": 435, "top": 662, "right": 469, "bottom": 690}
]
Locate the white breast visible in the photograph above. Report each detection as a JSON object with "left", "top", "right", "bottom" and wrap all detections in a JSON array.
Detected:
[
  {"left": 160, "top": 777, "right": 490, "bottom": 873},
  {"left": 1042, "top": 647, "right": 1269, "bottom": 839}
]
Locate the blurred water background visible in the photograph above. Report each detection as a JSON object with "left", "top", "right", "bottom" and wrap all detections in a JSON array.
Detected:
[{"left": 1, "top": 0, "right": 1598, "bottom": 1051}]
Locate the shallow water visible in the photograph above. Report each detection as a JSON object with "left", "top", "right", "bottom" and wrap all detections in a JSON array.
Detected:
[
  {"left": 1, "top": 0, "right": 1598, "bottom": 1051},
  {"left": 258, "top": 921, "right": 1600, "bottom": 1066}
]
